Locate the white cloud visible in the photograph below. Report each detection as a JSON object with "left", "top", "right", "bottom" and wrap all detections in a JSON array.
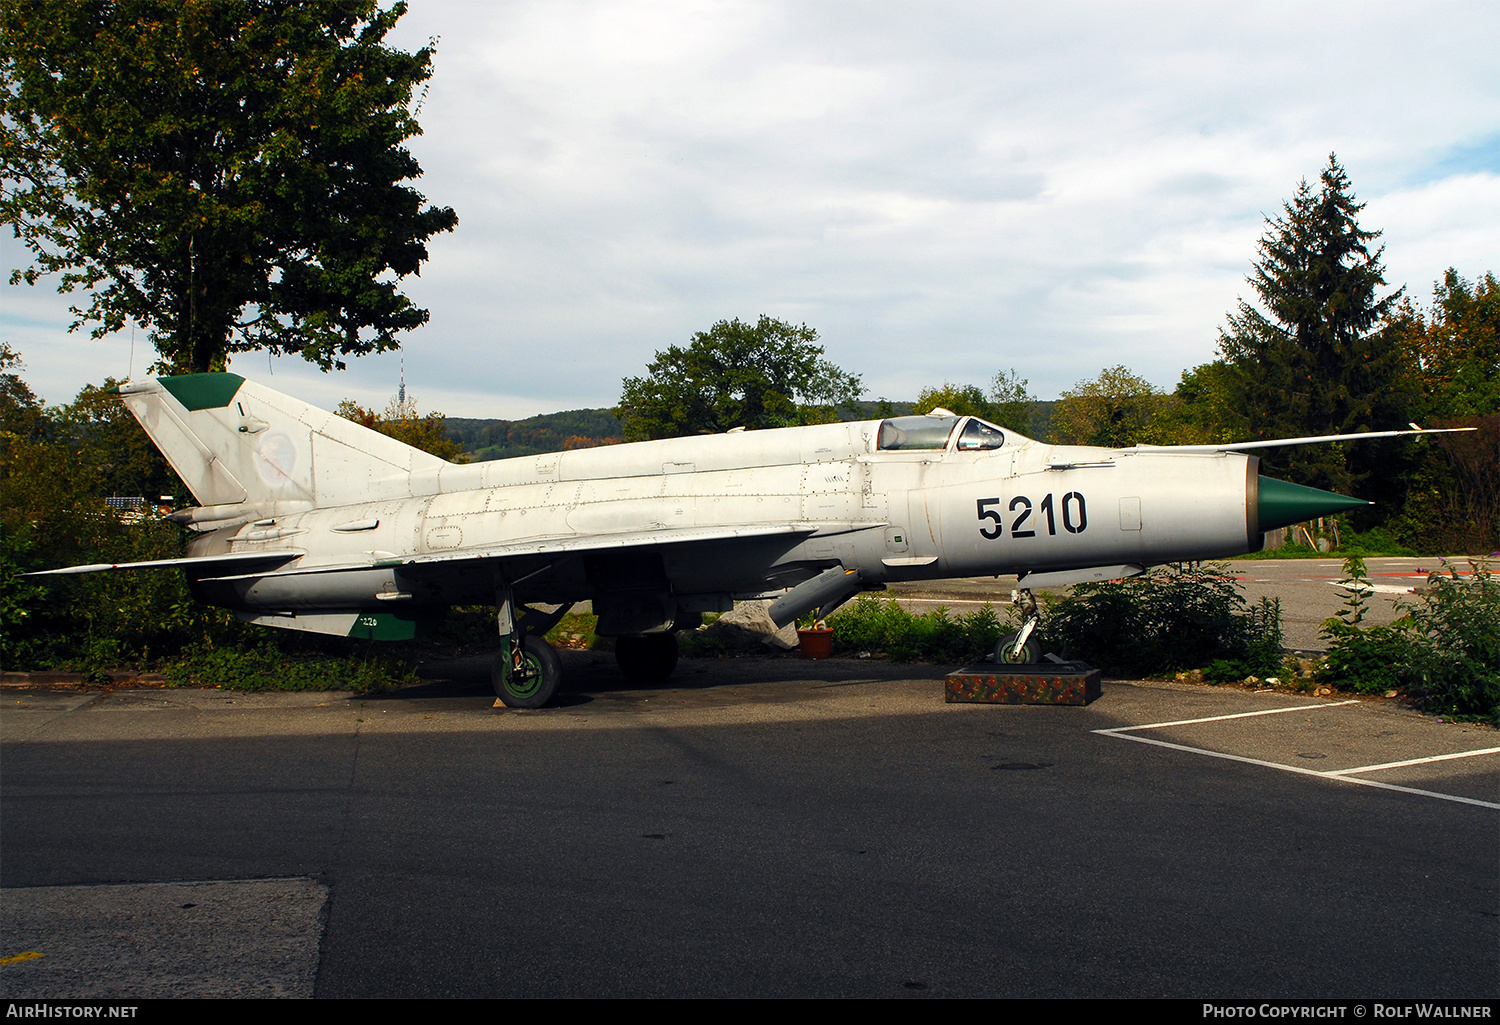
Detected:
[
  {"left": 5, "top": 0, "right": 1498, "bottom": 416},
  {"left": 1369, "top": 173, "right": 1500, "bottom": 299}
]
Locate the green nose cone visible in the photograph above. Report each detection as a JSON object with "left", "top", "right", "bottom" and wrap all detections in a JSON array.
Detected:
[{"left": 1257, "top": 476, "right": 1371, "bottom": 532}]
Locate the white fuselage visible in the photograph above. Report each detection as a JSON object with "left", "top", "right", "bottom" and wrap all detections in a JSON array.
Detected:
[{"left": 189, "top": 418, "right": 1257, "bottom": 617}]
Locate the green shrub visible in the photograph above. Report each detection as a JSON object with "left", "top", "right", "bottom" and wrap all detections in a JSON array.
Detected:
[
  {"left": 1318, "top": 556, "right": 1406, "bottom": 694},
  {"left": 1204, "top": 659, "right": 1249, "bottom": 684},
  {"left": 1044, "top": 564, "right": 1283, "bottom": 677},
  {"left": 828, "top": 596, "right": 1002, "bottom": 663},
  {"left": 1400, "top": 563, "right": 1500, "bottom": 722},
  {"left": 1337, "top": 526, "right": 1418, "bottom": 557},
  {"left": 1317, "top": 624, "right": 1410, "bottom": 694},
  {"left": 1, "top": 514, "right": 255, "bottom": 673},
  {"left": 1234, "top": 520, "right": 1418, "bottom": 559},
  {"left": 1317, "top": 556, "right": 1499, "bottom": 722}
]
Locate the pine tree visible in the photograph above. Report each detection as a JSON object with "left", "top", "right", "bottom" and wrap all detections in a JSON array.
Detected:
[{"left": 1217, "top": 155, "right": 1412, "bottom": 493}]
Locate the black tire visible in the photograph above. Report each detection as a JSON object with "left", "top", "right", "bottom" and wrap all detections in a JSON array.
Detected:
[
  {"left": 996, "top": 630, "right": 1041, "bottom": 665},
  {"left": 615, "top": 633, "right": 679, "bottom": 685},
  {"left": 492, "top": 635, "right": 562, "bottom": 708}
]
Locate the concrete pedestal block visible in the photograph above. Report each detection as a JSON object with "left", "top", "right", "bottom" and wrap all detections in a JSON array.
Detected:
[{"left": 945, "top": 662, "right": 1102, "bottom": 705}]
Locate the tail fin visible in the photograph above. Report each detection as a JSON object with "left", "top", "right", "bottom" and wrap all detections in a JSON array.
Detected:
[{"left": 117, "top": 373, "right": 447, "bottom": 511}]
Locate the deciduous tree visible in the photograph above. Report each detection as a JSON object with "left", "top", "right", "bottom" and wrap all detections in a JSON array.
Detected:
[
  {"left": 914, "top": 382, "right": 991, "bottom": 419},
  {"left": 1049, "top": 365, "right": 1166, "bottom": 447},
  {"left": 988, "top": 367, "right": 1037, "bottom": 436},
  {"left": 1154, "top": 361, "right": 1249, "bottom": 446},
  {"left": 1, "top": 0, "right": 457, "bottom": 373},
  {"left": 1382, "top": 269, "right": 1500, "bottom": 551},
  {"left": 617, "top": 316, "right": 863, "bottom": 440},
  {"left": 913, "top": 368, "right": 1037, "bottom": 434},
  {"left": 1403, "top": 269, "right": 1500, "bottom": 419},
  {"left": 336, "top": 394, "right": 464, "bottom": 461}
]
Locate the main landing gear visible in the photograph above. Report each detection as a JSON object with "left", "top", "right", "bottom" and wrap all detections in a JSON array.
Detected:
[
  {"left": 493, "top": 634, "right": 562, "bottom": 709},
  {"left": 492, "top": 590, "right": 570, "bottom": 708},
  {"left": 995, "top": 588, "right": 1042, "bottom": 664},
  {"left": 488, "top": 592, "right": 684, "bottom": 706}
]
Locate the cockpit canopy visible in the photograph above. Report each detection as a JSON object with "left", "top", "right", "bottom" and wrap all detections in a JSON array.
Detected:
[{"left": 876, "top": 414, "right": 1011, "bottom": 452}]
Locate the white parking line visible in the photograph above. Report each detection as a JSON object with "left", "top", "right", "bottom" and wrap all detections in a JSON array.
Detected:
[
  {"left": 1316, "top": 774, "right": 1499, "bottom": 808},
  {"left": 1325, "top": 581, "right": 1415, "bottom": 595},
  {"left": 1094, "top": 706, "right": 1500, "bottom": 810},
  {"left": 893, "top": 598, "right": 1010, "bottom": 607},
  {"left": 1093, "top": 701, "right": 1359, "bottom": 735},
  {"left": 1324, "top": 747, "right": 1500, "bottom": 776}
]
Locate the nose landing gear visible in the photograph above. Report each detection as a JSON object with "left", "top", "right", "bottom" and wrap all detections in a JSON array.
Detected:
[{"left": 996, "top": 588, "right": 1042, "bottom": 664}]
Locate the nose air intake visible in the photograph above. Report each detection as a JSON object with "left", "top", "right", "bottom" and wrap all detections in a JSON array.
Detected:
[{"left": 1253, "top": 475, "right": 1372, "bottom": 535}]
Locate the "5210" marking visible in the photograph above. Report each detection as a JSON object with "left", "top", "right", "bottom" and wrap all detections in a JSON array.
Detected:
[{"left": 976, "top": 493, "right": 1087, "bottom": 539}]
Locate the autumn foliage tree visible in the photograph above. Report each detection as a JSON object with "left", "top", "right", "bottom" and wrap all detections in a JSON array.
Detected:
[
  {"left": 335, "top": 394, "right": 464, "bottom": 461},
  {"left": 1382, "top": 269, "right": 1500, "bottom": 551},
  {"left": 1399, "top": 269, "right": 1500, "bottom": 419},
  {"left": 1, "top": 0, "right": 457, "bottom": 374}
]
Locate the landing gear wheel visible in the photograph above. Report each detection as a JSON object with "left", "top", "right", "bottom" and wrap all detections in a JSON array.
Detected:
[
  {"left": 615, "top": 634, "right": 679, "bottom": 685},
  {"left": 492, "top": 635, "right": 562, "bottom": 708},
  {"left": 996, "top": 630, "right": 1040, "bottom": 665}
]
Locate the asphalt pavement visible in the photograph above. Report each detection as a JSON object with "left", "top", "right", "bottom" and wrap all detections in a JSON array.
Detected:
[{"left": 2, "top": 649, "right": 1495, "bottom": 999}]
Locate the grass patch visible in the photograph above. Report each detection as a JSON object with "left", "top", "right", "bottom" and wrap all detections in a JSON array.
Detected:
[
  {"left": 545, "top": 611, "right": 603, "bottom": 650},
  {"left": 159, "top": 641, "right": 418, "bottom": 693},
  {"left": 1236, "top": 526, "right": 1421, "bottom": 559}
]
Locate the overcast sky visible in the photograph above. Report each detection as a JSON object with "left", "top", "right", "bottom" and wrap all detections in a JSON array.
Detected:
[{"left": 3, "top": 0, "right": 1497, "bottom": 419}]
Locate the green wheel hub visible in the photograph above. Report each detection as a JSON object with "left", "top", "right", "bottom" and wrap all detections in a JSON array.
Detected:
[
  {"left": 505, "top": 650, "right": 544, "bottom": 697},
  {"left": 492, "top": 636, "right": 562, "bottom": 708}
]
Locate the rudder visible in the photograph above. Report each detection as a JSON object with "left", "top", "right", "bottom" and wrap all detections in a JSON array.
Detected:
[{"left": 117, "top": 373, "right": 448, "bottom": 512}]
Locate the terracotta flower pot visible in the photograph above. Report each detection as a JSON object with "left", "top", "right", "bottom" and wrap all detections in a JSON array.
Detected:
[{"left": 797, "top": 627, "right": 834, "bottom": 659}]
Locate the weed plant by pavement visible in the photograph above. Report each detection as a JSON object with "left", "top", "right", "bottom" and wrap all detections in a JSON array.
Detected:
[
  {"left": 1318, "top": 556, "right": 1499, "bottom": 723},
  {"left": 162, "top": 642, "right": 418, "bottom": 693}
]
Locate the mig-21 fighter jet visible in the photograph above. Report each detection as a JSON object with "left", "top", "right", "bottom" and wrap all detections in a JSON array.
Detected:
[{"left": 33, "top": 373, "right": 1467, "bottom": 707}]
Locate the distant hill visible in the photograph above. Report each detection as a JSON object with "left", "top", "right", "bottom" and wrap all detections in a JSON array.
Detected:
[
  {"left": 443, "top": 398, "right": 1053, "bottom": 462},
  {"left": 855, "top": 399, "right": 915, "bottom": 418},
  {"left": 445, "top": 409, "right": 623, "bottom": 462}
]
